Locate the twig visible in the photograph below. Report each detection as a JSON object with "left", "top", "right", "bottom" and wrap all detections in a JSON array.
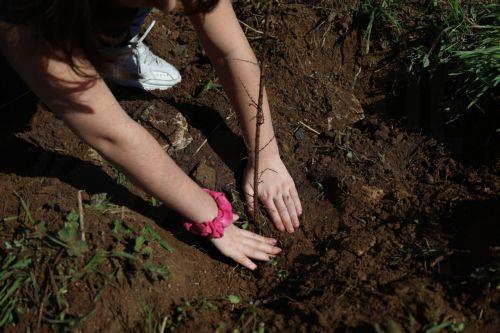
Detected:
[
  {"left": 77, "top": 190, "right": 85, "bottom": 241},
  {"left": 252, "top": 3, "right": 272, "bottom": 226},
  {"left": 193, "top": 113, "right": 234, "bottom": 156},
  {"left": 160, "top": 316, "right": 168, "bottom": 333},
  {"left": 299, "top": 121, "right": 320, "bottom": 135},
  {"left": 238, "top": 20, "right": 264, "bottom": 34}
]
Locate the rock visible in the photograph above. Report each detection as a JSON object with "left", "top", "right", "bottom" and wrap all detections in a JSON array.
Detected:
[
  {"left": 342, "top": 232, "right": 377, "bottom": 257},
  {"left": 294, "top": 128, "right": 306, "bottom": 141},
  {"left": 326, "top": 87, "right": 364, "bottom": 131},
  {"left": 167, "top": 112, "right": 193, "bottom": 151},
  {"left": 192, "top": 162, "right": 216, "bottom": 188},
  {"left": 172, "top": 44, "right": 188, "bottom": 57},
  {"left": 87, "top": 148, "right": 104, "bottom": 166},
  {"left": 361, "top": 185, "right": 385, "bottom": 205}
]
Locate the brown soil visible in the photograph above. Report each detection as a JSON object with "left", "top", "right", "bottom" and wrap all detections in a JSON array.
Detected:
[{"left": 1, "top": 2, "right": 499, "bottom": 332}]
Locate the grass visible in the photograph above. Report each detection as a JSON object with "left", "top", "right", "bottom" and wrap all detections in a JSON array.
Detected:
[
  {"left": 417, "top": 1, "right": 500, "bottom": 109},
  {"left": 359, "top": 0, "right": 499, "bottom": 110},
  {"left": 0, "top": 192, "right": 172, "bottom": 330},
  {"left": 0, "top": 253, "right": 32, "bottom": 327},
  {"left": 360, "top": 0, "right": 403, "bottom": 54}
]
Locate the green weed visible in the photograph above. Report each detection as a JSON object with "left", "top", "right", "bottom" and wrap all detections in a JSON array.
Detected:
[
  {"left": 1, "top": 193, "right": 172, "bottom": 330},
  {"left": 425, "top": 2, "right": 499, "bottom": 108},
  {"left": 360, "top": 0, "right": 403, "bottom": 54},
  {"left": 110, "top": 166, "right": 127, "bottom": 185},
  {"left": 0, "top": 253, "right": 32, "bottom": 327},
  {"left": 194, "top": 79, "right": 223, "bottom": 98},
  {"left": 235, "top": 300, "right": 265, "bottom": 333}
]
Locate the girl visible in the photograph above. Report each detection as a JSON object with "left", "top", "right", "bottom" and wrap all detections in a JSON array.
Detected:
[{"left": 0, "top": 0, "right": 302, "bottom": 270}]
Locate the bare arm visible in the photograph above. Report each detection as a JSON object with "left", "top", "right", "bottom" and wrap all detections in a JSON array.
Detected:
[
  {"left": 0, "top": 21, "right": 280, "bottom": 270},
  {"left": 0, "top": 22, "right": 220, "bottom": 222},
  {"left": 187, "top": 0, "right": 303, "bottom": 232}
]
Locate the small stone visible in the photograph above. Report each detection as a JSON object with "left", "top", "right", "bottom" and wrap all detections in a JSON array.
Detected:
[
  {"left": 172, "top": 44, "right": 188, "bottom": 57},
  {"left": 326, "top": 87, "right": 364, "bottom": 131},
  {"left": 294, "top": 128, "right": 306, "bottom": 141},
  {"left": 348, "top": 234, "right": 377, "bottom": 257},
  {"left": 167, "top": 112, "right": 193, "bottom": 151},
  {"left": 177, "top": 32, "right": 190, "bottom": 45},
  {"left": 426, "top": 174, "right": 435, "bottom": 184},
  {"left": 361, "top": 185, "right": 385, "bottom": 205},
  {"left": 87, "top": 148, "right": 104, "bottom": 166},
  {"left": 192, "top": 162, "right": 217, "bottom": 188}
]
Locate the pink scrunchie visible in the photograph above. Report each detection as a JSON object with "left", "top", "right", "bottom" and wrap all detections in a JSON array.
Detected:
[{"left": 183, "top": 189, "right": 233, "bottom": 238}]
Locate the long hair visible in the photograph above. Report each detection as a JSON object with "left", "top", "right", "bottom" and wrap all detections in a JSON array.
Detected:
[{"left": 1, "top": 0, "right": 219, "bottom": 78}]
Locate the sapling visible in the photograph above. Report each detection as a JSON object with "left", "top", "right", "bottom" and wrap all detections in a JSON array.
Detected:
[{"left": 252, "top": 1, "right": 272, "bottom": 226}]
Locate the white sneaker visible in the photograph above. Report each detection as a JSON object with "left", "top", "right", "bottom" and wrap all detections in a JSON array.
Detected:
[{"left": 109, "top": 21, "right": 181, "bottom": 91}]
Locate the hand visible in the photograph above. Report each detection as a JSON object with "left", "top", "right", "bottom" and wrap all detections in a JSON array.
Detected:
[
  {"left": 210, "top": 216, "right": 281, "bottom": 270},
  {"left": 243, "top": 156, "right": 303, "bottom": 233}
]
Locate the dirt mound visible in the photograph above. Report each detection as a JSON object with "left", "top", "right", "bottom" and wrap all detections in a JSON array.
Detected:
[{"left": 1, "top": 1, "right": 498, "bottom": 332}]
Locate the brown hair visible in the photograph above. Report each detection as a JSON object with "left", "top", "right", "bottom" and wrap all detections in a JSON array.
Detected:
[{"left": 1, "top": 0, "right": 219, "bottom": 78}]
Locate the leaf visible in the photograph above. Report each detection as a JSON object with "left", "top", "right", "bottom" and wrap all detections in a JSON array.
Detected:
[
  {"left": 111, "top": 251, "right": 137, "bottom": 261},
  {"left": 67, "top": 210, "right": 79, "bottom": 224},
  {"left": 68, "top": 240, "right": 88, "bottom": 257},
  {"left": 423, "top": 54, "right": 431, "bottom": 68},
  {"left": 142, "top": 262, "right": 169, "bottom": 278},
  {"left": 57, "top": 225, "right": 88, "bottom": 257},
  {"left": 227, "top": 294, "right": 240, "bottom": 304},
  {"left": 2, "top": 216, "right": 18, "bottom": 222},
  {"left": 142, "top": 226, "right": 174, "bottom": 253},
  {"left": 31, "top": 222, "right": 47, "bottom": 239},
  {"left": 11, "top": 258, "right": 31, "bottom": 270},
  {"left": 426, "top": 321, "right": 453, "bottom": 333},
  {"left": 134, "top": 236, "right": 146, "bottom": 253}
]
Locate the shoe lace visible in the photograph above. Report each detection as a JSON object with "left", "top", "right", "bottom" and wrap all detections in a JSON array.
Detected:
[{"left": 132, "top": 20, "right": 162, "bottom": 66}]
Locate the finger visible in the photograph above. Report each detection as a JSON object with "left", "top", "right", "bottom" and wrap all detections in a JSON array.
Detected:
[
  {"left": 232, "top": 214, "right": 239, "bottom": 223},
  {"left": 242, "top": 248, "right": 274, "bottom": 261},
  {"left": 283, "top": 192, "right": 300, "bottom": 229},
  {"left": 261, "top": 196, "right": 286, "bottom": 232},
  {"left": 242, "top": 237, "right": 282, "bottom": 255},
  {"left": 233, "top": 254, "right": 257, "bottom": 270},
  {"left": 290, "top": 186, "right": 303, "bottom": 216},
  {"left": 273, "top": 197, "right": 294, "bottom": 233},
  {"left": 240, "top": 229, "right": 278, "bottom": 245},
  {"left": 244, "top": 184, "right": 255, "bottom": 213}
]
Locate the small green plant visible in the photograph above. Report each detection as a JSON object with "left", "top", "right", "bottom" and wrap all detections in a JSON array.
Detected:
[
  {"left": 110, "top": 166, "right": 127, "bottom": 185},
  {"left": 85, "top": 193, "right": 116, "bottom": 212},
  {"left": 360, "top": 0, "right": 403, "bottom": 54},
  {"left": 227, "top": 294, "right": 241, "bottom": 304},
  {"left": 235, "top": 300, "right": 265, "bottom": 333},
  {"left": 47, "top": 211, "right": 88, "bottom": 257},
  {"left": 194, "top": 79, "right": 223, "bottom": 98},
  {"left": 110, "top": 220, "right": 171, "bottom": 280}
]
